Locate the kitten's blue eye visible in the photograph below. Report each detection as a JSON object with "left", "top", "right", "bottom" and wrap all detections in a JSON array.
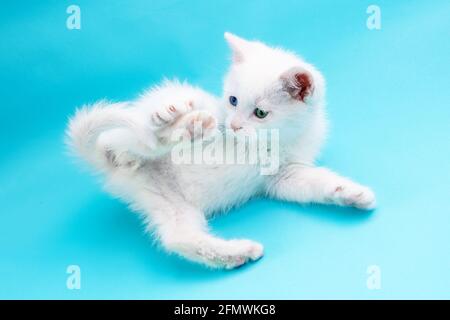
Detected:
[{"left": 229, "top": 96, "right": 238, "bottom": 106}]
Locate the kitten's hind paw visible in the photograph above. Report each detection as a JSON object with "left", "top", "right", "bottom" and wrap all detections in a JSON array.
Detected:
[
  {"left": 332, "top": 184, "right": 376, "bottom": 210},
  {"left": 205, "top": 239, "right": 264, "bottom": 270}
]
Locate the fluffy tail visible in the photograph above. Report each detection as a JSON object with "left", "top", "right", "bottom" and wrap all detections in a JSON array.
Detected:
[{"left": 66, "top": 101, "right": 139, "bottom": 168}]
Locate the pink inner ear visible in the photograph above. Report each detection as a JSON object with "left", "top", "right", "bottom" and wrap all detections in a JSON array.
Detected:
[{"left": 295, "top": 73, "right": 312, "bottom": 102}]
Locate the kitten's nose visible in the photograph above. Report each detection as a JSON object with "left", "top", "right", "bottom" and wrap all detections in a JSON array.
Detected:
[{"left": 230, "top": 120, "right": 243, "bottom": 132}]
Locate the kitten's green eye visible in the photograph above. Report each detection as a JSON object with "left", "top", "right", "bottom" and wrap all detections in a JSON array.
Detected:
[{"left": 254, "top": 108, "right": 269, "bottom": 119}]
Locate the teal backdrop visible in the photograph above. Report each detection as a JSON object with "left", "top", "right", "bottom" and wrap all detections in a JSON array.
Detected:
[{"left": 0, "top": 0, "right": 449, "bottom": 299}]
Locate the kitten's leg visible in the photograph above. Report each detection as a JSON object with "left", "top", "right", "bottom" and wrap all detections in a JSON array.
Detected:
[
  {"left": 267, "top": 165, "right": 376, "bottom": 210},
  {"left": 96, "top": 127, "right": 152, "bottom": 169},
  {"left": 93, "top": 101, "right": 217, "bottom": 168},
  {"left": 98, "top": 100, "right": 216, "bottom": 166},
  {"left": 147, "top": 100, "right": 217, "bottom": 142},
  {"left": 67, "top": 101, "right": 165, "bottom": 170},
  {"left": 135, "top": 192, "right": 263, "bottom": 269}
]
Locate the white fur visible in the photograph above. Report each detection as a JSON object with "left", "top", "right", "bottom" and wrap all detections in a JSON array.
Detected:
[{"left": 66, "top": 34, "right": 376, "bottom": 269}]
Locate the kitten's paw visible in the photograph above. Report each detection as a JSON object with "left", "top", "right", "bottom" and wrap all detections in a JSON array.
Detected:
[
  {"left": 181, "top": 110, "right": 217, "bottom": 140},
  {"left": 150, "top": 100, "right": 194, "bottom": 127},
  {"left": 212, "top": 239, "right": 264, "bottom": 269},
  {"left": 104, "top": 149, "right": 141, "bottom": 169},
  {"left": 332, "top": 183, "right": 376, "bottom": 210}
]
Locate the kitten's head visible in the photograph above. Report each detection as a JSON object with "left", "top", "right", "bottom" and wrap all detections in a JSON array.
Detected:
[{"left": 223, "top": 32, "right": 325, "bottom": 135}]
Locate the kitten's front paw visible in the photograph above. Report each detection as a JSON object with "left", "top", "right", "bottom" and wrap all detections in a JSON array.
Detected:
[
  {"left": 150, "top": 100, "right": 194, "bottom": 128},
  {"left": 331, "top": 183, "right": 376, "bottom": 210},
  {"left": 181, "top": 110, "right": 217, "bottom": 140}
]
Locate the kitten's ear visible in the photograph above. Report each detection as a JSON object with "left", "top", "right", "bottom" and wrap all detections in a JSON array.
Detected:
[
  {"left": 224, "top": 32, "right": 250, "bottom": 64},
  {"left": 280, "top": 67, "right": 314, "bottom": 103}
]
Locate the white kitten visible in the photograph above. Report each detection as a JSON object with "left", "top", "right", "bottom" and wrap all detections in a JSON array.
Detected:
[{"left": 66, "top": 33, "right": 376, "bottom": 269}]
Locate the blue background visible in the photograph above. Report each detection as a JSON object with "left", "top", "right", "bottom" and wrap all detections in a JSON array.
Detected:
[{"left": 0, "top": 0, "right": 449, "bottom": 299}]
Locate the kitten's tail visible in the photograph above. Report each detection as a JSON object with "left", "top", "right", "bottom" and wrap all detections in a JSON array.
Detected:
[{"left": 65, "top": 101, "right": 139, "bottom": 168}]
